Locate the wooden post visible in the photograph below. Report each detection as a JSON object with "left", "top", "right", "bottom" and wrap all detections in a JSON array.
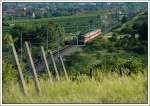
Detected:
[
  {"left": 89, "top": 66, "right": 93, "bottom": 79},
  {"left": 59, "top": 56, "right": 69, "bottom": 80},
  {"left": 11, "top": 43, "right": 27, "bottom": 95},
  {"left": 41, "top": 46, "right": 53, "bottom": 83},
  {"left": 49, "top": 50, "right": 59, "bottom": 81},
  {"left": 25, "top": 42, "right": 41, "bottom": 95}
]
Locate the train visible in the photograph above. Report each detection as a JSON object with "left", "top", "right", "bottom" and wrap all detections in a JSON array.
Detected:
[
  {"left": 64, "top": 29, "right": 102, "bottom": 45},
  {"left": 78, "top": 29, "right": 102, "bottom": 44}
]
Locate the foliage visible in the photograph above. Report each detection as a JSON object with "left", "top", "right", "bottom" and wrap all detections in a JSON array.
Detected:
[
  {"left": 3, "top": 33, "right": 14, "bottom": 47},
  {"left": 9, "top": 21, "right": 65, "bottom": 53},
  {"left": 92, "top": 54, "right": 145, "bottom": 75},
  {"left": 64, "top": 51, "right": 96, "bottom": 75},
  {"left": 121, "top": 16, "right": 128, "bottom": 23},
  {"left": 124, "top": 56, "right": 144, "bottom": 74},
  {"left": 2, "top": 58, "right": 17, "bottom": 88},
  {"left": 138, "top": 22, "right": 148, "bottom": 40},
  {"left": 117, "top": 11, "right": 148, "bottom": 40},
  {"left": 84, "top": 38, "right": 109, "bottom": 52},
  {"left": 107, "top": 11, "right": 148, "bottom": 55}
]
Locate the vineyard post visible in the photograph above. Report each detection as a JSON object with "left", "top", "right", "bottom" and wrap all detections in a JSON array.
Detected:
[
  {"left": 89, "top": 67, "right": 93, "bottom": 79},
  {"left": 49, "top": 50, "right": 60, "bottom": 81},
  {"left": 25, "top": 41, "right": 41, "bottom": 95},
  {"left": 59, "top": 56, "right": 69, "bottom": 80},
  {"left": 11, "top": 43, "right": 27, "bottom": 95},
  {"left": 41, "top": 46, "right": 53, "bottom": 83}
]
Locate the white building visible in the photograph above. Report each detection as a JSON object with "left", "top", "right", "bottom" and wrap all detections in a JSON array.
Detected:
[{"left": 32, "top": 12, "right": 35, "bottom": 18}]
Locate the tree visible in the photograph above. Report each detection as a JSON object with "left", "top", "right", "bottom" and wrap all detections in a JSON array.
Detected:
[
  {"left": 89, "top": 19, "right": 94, "bottom": 24},
  {"left": 121, "top": 16, "right": 128, "bottom": 23},
  {"left": 3, "top": 58, "right": 17, "bottom": 89},
  {"left": 138, "top": 22, "right": 148, "bottom": 41},
  {"left": 3, "top": 33, "right": 14, "bottom": 47}
]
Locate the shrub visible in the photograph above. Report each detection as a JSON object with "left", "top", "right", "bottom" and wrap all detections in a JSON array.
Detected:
[
  {"left": 124, "top": 56, "right": 144, "bottom": 74},
  {"left": 2, "top": 58, "right": 17, "bottom": 88}
]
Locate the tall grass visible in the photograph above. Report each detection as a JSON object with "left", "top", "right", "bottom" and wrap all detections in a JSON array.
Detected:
[{"left": 3, "top": 71, "right": 147, "bottom": 104}]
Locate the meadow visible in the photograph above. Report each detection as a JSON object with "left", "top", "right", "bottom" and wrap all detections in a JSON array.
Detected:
[{"left": 3, "top": 71, "right": 147, "bottom": 104}]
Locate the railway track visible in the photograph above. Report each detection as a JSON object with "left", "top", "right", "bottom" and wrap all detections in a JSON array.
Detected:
[
  {"left": 52, "top": 22, "right": 121, "bottom": 56},
  {"left": 52, "top": 45, "right": 73, "bottom": 56},
  {"left": 25, "top": 22, "right": 121, "bottom": 72}
]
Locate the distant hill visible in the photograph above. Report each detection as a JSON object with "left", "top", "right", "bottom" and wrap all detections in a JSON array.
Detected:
[{"left": 114, "top": 10, "right": 148, "bottom": 41}]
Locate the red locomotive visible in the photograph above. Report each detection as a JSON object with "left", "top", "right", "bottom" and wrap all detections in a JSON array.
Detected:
[{"left": 79, "top": 29, "right": 102, "bottom": 44}]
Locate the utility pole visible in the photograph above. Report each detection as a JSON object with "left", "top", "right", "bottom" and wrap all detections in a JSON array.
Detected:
[
  {"left": 97, "top": 16, "right": 100, "bottom": 29},
  {"left": 46, "top": 28, "right": 48, "bottom": 51},
  {"left": 116, "top": 7, "right": 120, "bottom": 22},
  {"left": 12, "top": 16, "right": 14, "bottom": 24},
  {"left": 57, "top": 33, "right": 60, "bottom": 59},
  {"left": 88, "top": 24, "right": 91, "bottom": 36},
  {"left": 76, "top": 25, "right": 78, "bottom": 46},
  {"left": 100, "top": 16, "right": 102, "bottom": 28},
  {"left": 20, "top": 31, "right": 23, "bottom": 63}
]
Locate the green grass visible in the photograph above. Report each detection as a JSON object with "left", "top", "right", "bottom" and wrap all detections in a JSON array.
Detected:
[{"left": 3, "top": 72, "right": 147, "bottom": 104}]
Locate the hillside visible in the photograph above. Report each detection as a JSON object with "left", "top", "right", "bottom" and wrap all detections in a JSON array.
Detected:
[
  {"left": 2, "top": 4, "right": 148, "bottom": 104},
  {"left": 62, "top": 10, "right": 148, "bottom": 76},
  {"left": 114, "top": 10, "right": 148, "bottom": 39}
]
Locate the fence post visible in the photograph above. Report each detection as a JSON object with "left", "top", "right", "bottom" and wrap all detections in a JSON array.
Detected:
[
  {"left": 41, "top": 46, "right": 53, "bottom": 83},
  {"left": 25, "top": 41, "right": 41, "bottom": 95},
  {"left": 49, "top": 50, "right": 59, "bottom": 81},
  {"left": 11, "top": 43, "right": 27, "bottom": 95},
  {"left": 59, "top": 56, "right": 69, "bottom": 80}
]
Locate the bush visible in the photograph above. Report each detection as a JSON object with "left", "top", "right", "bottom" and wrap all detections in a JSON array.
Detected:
[
  {"left": 64, "top": 51, "right": 96, "bottom": 75},
  {"left": 121, "top": 16, "right": 128, "bottom": 23},
  {"left": 107, "top": 46, "right": 116, "bottom": 53},
  {"left": 2, "top": 58, "right": 17, "bottom": 88},
  {"left": 124, "top": 56, "right": 144, "bottom": 74},
  {"left": 92, "top": 55, "right": 145, "bottom": 76}
]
